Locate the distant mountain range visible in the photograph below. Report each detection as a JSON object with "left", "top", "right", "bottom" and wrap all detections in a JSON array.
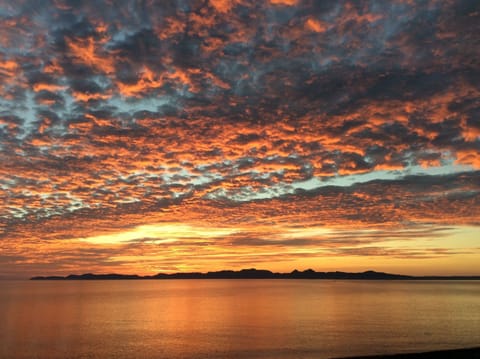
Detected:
[{"left": 30, "top": 269, "right": 480, "bottom": 280}]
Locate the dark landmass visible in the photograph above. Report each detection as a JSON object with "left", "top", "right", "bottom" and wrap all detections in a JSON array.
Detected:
[
  {"left": 335, "top": 346, "right": 480, "bottom": 358},
  {"left": 30, "top": 269, "right": 480, "bottom": 280}
]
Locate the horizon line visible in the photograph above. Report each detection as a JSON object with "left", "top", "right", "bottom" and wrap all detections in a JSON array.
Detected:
[{"left": 29, "top": 268, "right": 480, "bottom": 281}]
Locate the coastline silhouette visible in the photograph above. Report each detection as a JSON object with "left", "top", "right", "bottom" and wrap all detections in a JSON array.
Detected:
[{"left": 30, "top": 269, "right": 480, "bottom": 280}]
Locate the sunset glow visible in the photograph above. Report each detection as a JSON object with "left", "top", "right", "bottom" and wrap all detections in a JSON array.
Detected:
[{"left": 0, "top": 0, "right": 479, "bottom": 278}]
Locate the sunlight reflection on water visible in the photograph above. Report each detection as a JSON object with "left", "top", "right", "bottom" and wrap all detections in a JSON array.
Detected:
[{"left": 1, "top": 280, "right": 479, "bottom": 358}]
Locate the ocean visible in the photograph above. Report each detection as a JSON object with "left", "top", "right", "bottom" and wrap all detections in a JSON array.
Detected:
[{"left": 1, "top": 279, "right": 479, "bottom": 358}]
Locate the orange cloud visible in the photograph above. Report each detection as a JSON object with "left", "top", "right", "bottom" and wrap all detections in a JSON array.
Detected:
[
  {"left": 210, "top": 0, "right": 236, "bottom": 13},
  {"left": 0, "top": 59, "right": 17, "bottom": 76},
  {"left": 32, "top": 83, "right": 66, "bottom": 92},
  {"left": 66, "top": 37, "right": 115, "bottom": 74},
  {"left": 72, "top": 91, "right": 111, "bottom": 102},
  {"left": 455, "top": 150, "right": 480, "bottom": 169},
  {"left": 270, "top": 0, "right": 298, "bottom": 5},
  {"left": 117, "top": 67, "right": 164, "bottom": 97},
  {"left": 305, "top": 18, "right": 328, "bottom": 33}
]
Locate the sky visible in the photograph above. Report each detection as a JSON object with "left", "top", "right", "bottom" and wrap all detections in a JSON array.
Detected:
[{"left": 0, "top": 0, "right": 479, "bottom": 278}]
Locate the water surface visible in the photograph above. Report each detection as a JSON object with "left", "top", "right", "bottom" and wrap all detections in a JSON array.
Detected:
[{"left": 1, "top": 280, "right": 479, "bottom": 358}]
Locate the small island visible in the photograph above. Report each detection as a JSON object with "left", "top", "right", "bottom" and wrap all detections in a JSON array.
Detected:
[{"left": 30, "top": 269, "right": 480, "bottom": 280}]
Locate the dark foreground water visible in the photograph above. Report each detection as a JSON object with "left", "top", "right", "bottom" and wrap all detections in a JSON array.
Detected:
[{"left": 0, "top": 280, "right": 479, "bottom": 359}]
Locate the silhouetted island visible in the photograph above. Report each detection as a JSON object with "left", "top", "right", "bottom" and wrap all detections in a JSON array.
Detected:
[{"left": 30, "top": 269, "right": 480, "bottom": 280}]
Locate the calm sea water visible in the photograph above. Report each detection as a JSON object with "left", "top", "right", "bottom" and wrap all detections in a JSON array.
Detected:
[{"left": 0, "top": 280, "right": 479, "bottom": 359}]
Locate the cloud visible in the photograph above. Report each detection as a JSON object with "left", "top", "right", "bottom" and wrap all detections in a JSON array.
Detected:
[{"left": 0, "top": 0, "right": 479, "bottom": 275}]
